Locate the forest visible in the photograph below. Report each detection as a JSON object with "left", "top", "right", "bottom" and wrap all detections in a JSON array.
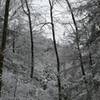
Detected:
[{"left": 0, "top": 0, "right": 100, "bottom": 100}]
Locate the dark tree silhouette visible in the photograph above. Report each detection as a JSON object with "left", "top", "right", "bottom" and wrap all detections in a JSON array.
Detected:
[
  {"left": 65, "top": 0, "right": 85, "bottom": 77},
  {"left": 0, "top": 0, "right": 10, "bottom": 96},
  {"left": 65, "top": 0, "right": 92, "bottom": 99},
  {"left": 21, "top": 0, "right": 34, "bottom": 78},
  {"left": 48, "top": 0, "right": 62, "bottom": 100}
]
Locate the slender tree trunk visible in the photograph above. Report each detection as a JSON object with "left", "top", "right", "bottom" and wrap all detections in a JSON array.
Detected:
[
  {"left": 22, "top": 0, "right": 34, "bottom": 78},
  {"left": 86, "top": 33, "right": 93, "bottom": 76},
  {"left": 13, "top": 73, "right": 18, "bottom": 100},
  {"left": 48, "top": 0, "right": 62, "bottom": 100},
  {"left": 0, "top": 0, "right": 10, "bottom": 96},
  {"left": 65, "top": 0, "right": 85, "bottom": 76},
  {"left": 12, "top": 32, "right": 15, "bottom": 53},
  {"left": 65, "top": 0, "right": 92, "bottom": 99},
  {"left": 88, "top": 45, "right": 93, "bottom": 68},
  {"left": 87, "top": 44, "right": 94, "bottom": 77},
  {"left": 12, "top": 37, "right": 15, "bottom": 53}
]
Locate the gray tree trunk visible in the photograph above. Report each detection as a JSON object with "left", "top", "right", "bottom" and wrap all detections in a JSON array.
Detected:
[
  {"left": 48, "top": 0, "right": 62, "bottom": 100},
  {"left": 0, "top": 0, "right": 10, "bottom": 97}
]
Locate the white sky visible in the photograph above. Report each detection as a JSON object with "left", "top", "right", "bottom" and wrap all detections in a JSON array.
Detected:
[
  {"left": 16, "top": 0, "right": 84, "bottom": 42},
  {"left": 30, "top": 0, "right": 75, "bottom": 41}
]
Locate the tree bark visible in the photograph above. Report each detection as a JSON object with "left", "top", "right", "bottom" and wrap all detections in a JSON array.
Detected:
[
  {"left": 65, "top": 0, "right": 85, "bottom": 76},
  {"left": 65, "top": 0, "right": 92, "bottom": 99},
  {"left": 48, "top": 0, "right": 62, "bottom": 100},
  {"left": 12, "top": 36, "right": 15, "bottom": 53},
  {"left": 21, "top": 0, "right": 34, "bottom": 78},
  {"left": 0, "top": 0, "right": 10, "bottom": 96}
]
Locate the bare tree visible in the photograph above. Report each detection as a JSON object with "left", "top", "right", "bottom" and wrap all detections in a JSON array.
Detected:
[
  {"left": 65, "top": 0, "right": 85, "bottom": 76},
  {"left": 21, "top": 0, "right": 34, "bottom": 78},
  {"left": 48, "top": 0, "right": 62, "bottom": 100},
  {"left": 65, "top": 0, "right": 92, "bottom": 100},
  {"left": 0, "top": 0, "right": 10, "bottom": 96}
]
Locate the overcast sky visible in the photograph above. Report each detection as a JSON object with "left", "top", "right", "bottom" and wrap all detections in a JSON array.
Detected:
[{"left": 24, "top": 0, "right": 83, "bottom": 42}]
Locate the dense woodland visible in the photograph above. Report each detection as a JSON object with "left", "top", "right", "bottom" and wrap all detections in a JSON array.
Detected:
[{"left": 0, "top": 0, "right": 100, "bottom": 100}]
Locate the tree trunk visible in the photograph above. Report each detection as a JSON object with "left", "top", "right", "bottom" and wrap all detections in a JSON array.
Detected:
[
  {"left": 13, "top": 70, "right": 18, "bottom": 100},
  {"left": 65, "top": 0, "right": 92, "bottom": 100},
  {"left": 48, "top": 0, "right": 62, "bottom": 100},
  {"left": 0, "top": 0, "right": 10, "bottom": 96},
  {"left": 65, "top": 0, "right": 85, "bottom": 76},
  {"left": 12, "top": 33, "right": 15, "bottom": 53},
  {"left": 23, "top": 0, "right": 34, "bottom": 78}
]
